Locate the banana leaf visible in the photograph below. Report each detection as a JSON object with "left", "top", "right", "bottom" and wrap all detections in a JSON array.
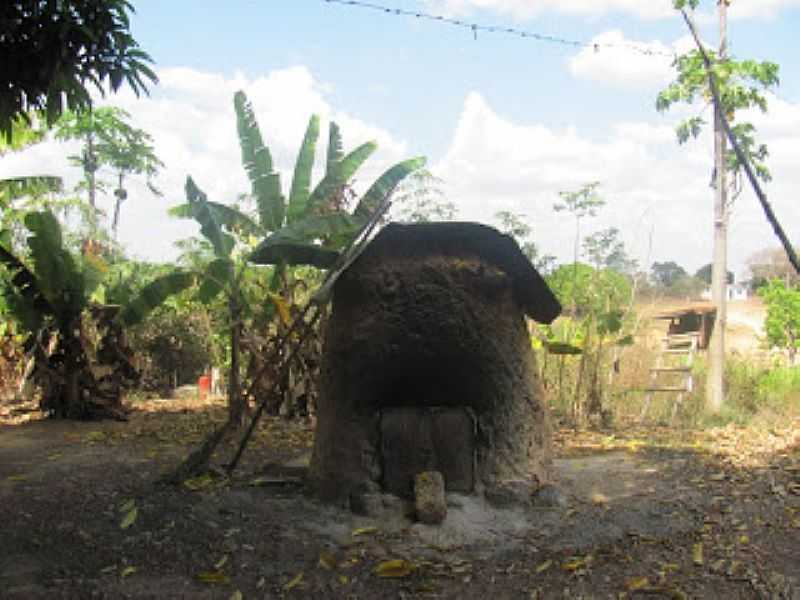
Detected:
[
  {"left": 326, "top": 122, "right": 343, "bottom": 175},
  {"left": 24, "top": 211, "right": 71, "bottom": 307},
  {"left": 253, "top": 212, "right": 361, "bottom": 248},
  {"left": 197, "top": 257, "right": 234, "bottom": 303},
  {"left": 170, "top": 201, "right": 261, "bottom": 238},
  {"left": 250, "top": 241, "right": 339, "bottom": 269},
  {"left": 306, "top": 141, "right": 377, "bottom": 214},
  {"left": 0, "top": 176, "right": 62, "bottom": 204},
  {"left": 117, "top": 270, "right": 197, "bottom": 326},
  {"left": 353, "top": 156, "right": 426, "bottom": 220},
  {"left": 286, "top": 115, "right": 320, "bottom": 225},
  {"left": 234, "top": 91, "right": 285, "bottom": 230},
  {"left": 184, "top": 177, "right": 235, "bottom": 258},
  {"left": 0, "top": 242, "right": 52, "bottom": 331}
]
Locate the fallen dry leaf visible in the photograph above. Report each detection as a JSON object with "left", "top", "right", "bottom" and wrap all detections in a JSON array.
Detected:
[
  {"left": 626, "top": 576, "right": 649, "bottom": 591},
  {"left": 119, "top": 506, "right": 138, "bottom": 530},
  {"left": 692, "top": 543, "right": 703, "bottom": 566},
  {"left": 283, "top": 572, "right": 304, "bottom": 590},
  {"left": 120, "top": 566, "right": 137, "bottom": 578},
  {"left": 374, "top": 559, "right": 414, "bottom": 578},
  {"left": 534, "top": 559, "right": 552, "bottom": 574},
  {"left": 319, "top": 551, "right": 337, "bottom": 570},
  {"left": 196, "top": 570, "right": 230, "bottom": 584}
]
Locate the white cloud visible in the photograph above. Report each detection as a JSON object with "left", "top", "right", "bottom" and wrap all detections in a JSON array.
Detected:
[
  {"left": 0, "top": 66, "right": 409, "bottom": 263},
  {"left": 725, "top": 0, "right": 800, "bottom": 20},
  {"left": 568, "top": 32, "right": 695, "bottom": 89},
  {"left": 433, "top": 0, "right": 800, "bottom": 20},
  {"left": 433, "top": 91, "right": 800, "bottom": 276}
]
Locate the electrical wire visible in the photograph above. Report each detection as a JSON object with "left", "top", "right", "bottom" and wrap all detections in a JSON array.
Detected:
[{"left": 322, "top": 0, "right": 677, "bottom": 58}]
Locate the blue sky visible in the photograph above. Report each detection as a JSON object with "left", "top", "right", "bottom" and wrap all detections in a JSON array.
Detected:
[{"left": 4, "top": 0, "right": 800, "bottom": 276}]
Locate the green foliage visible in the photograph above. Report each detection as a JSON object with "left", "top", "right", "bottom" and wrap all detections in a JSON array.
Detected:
[
  {"left": 582, "top": 227, "right": 636, "bottom": 275},
  {"left": 656, "top": 30, "right": 779, "bottom": 184},
  {"left": 538, "top": 258, "right": 635, "bottom": 426},
  {"left": 651, "top": 261, "right": 688, "bottom": 288},
  {"left": 1, "top": 116, "right": 64, "bottom": 229},
  {"left": 171, "top": 91, "right": 426, "bottom": 424},
  {"left": 548, "top": 263, "right": 632, "bottom": 317},
  {"left": 55, "top": 106, "right": 163, "bottom": 232},
  {"left": 353, "top": 157, "right": 427, "bottom": 221},
  {"left": 234, "top": 91, "right": 285, "bottom": 231},
  {"left": 0, "top": 115, "right": 49, "bottom": 153},
  {"left": 118, "top": 271, "right": 197, "bottom": 327},
  {"left": 553, "top": 182, "right": 604, "bottom": 220},
  {"left": 287, "top": 115, "right": 320, "bottom": 224},
  {"left": 0, "top": 211, "right": 192, "bottom": 416},
  {"left": 758, "top": 279, "right": 800, "bottom": 361},
  {"left": 127, "top": 306, "right": 214, "bottom": 395},
  {"left": 183, "top": 177, "right": 236, "bottom": 259},
  {"left": 1, "top": 0, "right": 157, "bottom": 139},
  {"left": 692, "top": 357, "right": 800, "bottom": 427}
]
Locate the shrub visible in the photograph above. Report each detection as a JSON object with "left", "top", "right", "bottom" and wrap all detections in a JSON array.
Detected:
[{"left": 128, "top": 307, "right": 213, "bottom": 396}]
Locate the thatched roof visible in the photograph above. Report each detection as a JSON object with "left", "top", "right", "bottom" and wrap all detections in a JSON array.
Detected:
[{"left": 345, "top": 222, "right": 561, "bottom": 324}]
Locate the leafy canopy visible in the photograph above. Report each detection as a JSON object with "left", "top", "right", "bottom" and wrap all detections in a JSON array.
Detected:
[
  {"left": 656, "top": 2, "right": 779, "bottom": 184},
  {"left": 758, "top": 280, "right": 800, "bottom": 360},
  {"left": 1, "top": 0, "right": 157, "bottom": 140}
]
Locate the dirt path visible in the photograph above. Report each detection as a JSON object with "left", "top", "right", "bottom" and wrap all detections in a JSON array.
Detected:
[{"left": 1, "top": 400, "right": 799, "bottom": 599}]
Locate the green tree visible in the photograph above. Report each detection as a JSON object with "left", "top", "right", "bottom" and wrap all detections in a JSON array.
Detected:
[
  {"left": 658, "top": 0, "right": 779, "bottom": 413},
  {"left": 553, "top": 182, "right": 604, "bottom": 266},
  {"left": 1, "top": 0, "right": 157, "bottom": 139},
  {"left": 758, "top": 280, "right": 800, "bottom": 364},
  {"left": 583, "top": 227, "right": 636, "bottom": 275},
  {"left": 98, "top": 120, "right": 163, "bottom": 236},
  {"left": 651, "top": 261, "right": 688, "bottom": 288},
  {"left": 543, "top": 262, "right": 633, "bottom": 424},
  {"left": 55, "top": 107, "right": 162, "bottom": 233}
]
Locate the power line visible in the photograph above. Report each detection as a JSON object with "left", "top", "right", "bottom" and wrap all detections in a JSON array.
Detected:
[{"left": 322, "top": 0, "right": 677, "bottom": 59}]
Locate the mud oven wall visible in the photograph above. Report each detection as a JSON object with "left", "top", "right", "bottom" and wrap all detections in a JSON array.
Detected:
[{"left": 309, "top": 245, "right": 554, "bottom": 505}]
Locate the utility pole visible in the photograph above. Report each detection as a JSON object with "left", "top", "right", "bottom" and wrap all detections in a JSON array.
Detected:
[{"left": 707, "top": 0, "right": 728, "bottom": 413}]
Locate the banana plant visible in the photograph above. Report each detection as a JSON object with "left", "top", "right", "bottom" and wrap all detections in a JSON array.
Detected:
[
  {"left": 0, "top": 210, "right": 194, "bottom": 418},
  {"left": 173, "top": 176, "right": 253, "bottom": 425},
  {"left": 171, "top": 90, "right": 426, "bottom": 422}
]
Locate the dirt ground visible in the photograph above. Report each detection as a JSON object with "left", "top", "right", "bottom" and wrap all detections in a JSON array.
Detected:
[{"left": 1, "top": 394, "right": 799, "bottom": 599}]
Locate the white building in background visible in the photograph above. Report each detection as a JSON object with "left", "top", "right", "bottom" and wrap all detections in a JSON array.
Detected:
[{"left": 701, "top": 282, "right": 750, "bottom": 301}]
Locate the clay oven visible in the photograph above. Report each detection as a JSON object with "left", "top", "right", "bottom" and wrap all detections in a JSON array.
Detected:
[{"left": 309, "top": 222, "right": 561, "bottom": 505}]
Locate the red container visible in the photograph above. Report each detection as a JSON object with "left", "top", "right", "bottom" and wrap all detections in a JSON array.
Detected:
[{"left": 198, "top": 374, "right": 211, "bottom": 399}]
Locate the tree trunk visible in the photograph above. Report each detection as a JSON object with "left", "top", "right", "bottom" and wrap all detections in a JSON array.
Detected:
[
  {"left": 112, "top": 171, "right": 125, "bottom": 237},
  {"left": 86, "top": 132, "right": 97, "bottom": 211},
  {"left": 228, "top": 298, "right": 245, "bottom": 427},
  {"left": 707, "top": 0, "right": 728, "bottom": 414}
]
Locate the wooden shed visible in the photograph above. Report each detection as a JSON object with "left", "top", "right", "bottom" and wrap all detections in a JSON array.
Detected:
[{"left": 654, "top": 303, "right": 717, "bottom": 350}]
